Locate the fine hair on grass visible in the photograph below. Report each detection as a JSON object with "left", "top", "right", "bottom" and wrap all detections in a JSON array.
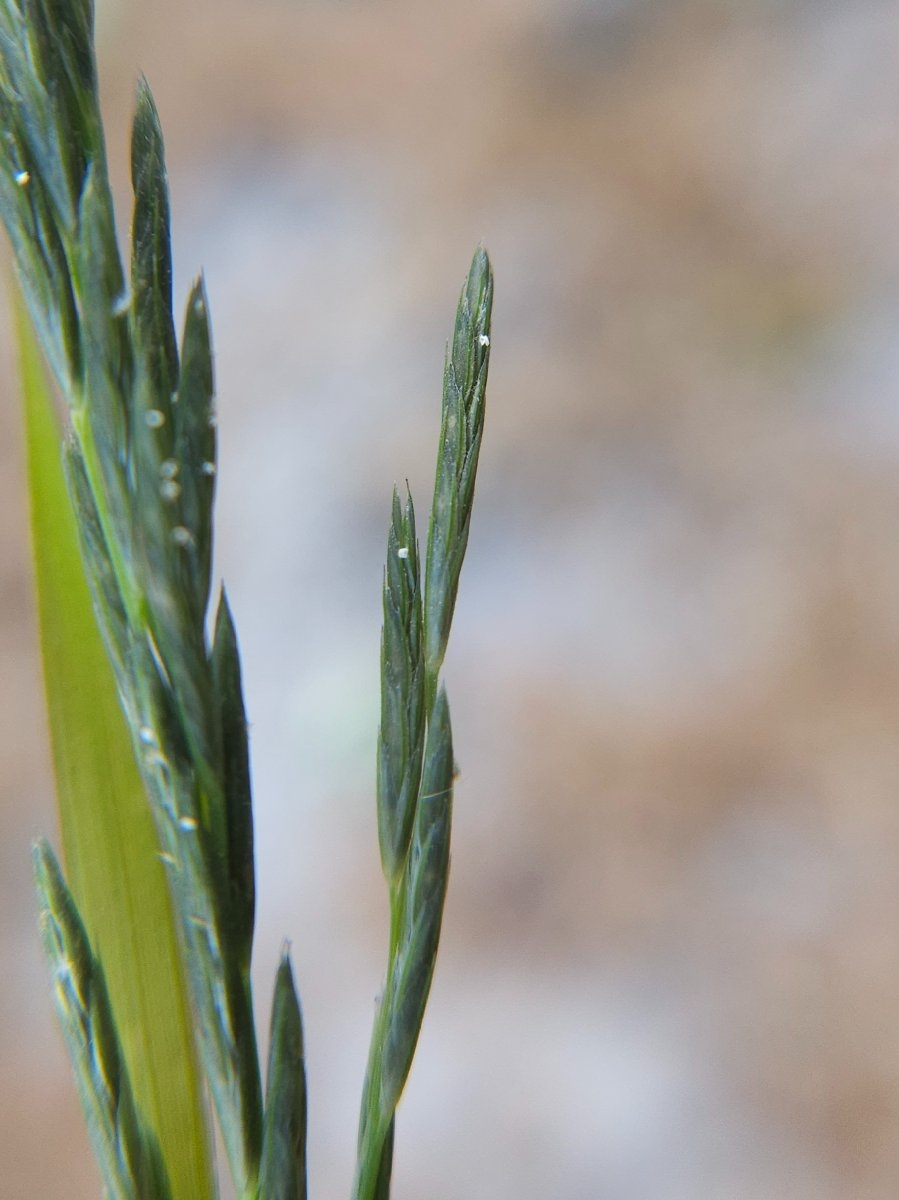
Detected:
[{"left": 0, "top": 3, "right": 493, "bottom": 1199}]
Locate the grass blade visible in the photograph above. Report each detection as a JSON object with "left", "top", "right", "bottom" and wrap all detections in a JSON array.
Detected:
[
  {"left": 423, "top": 246, "right": 493, "bottom": 699},
  {"left": 34, "top": 840, "right": 173, "bottom": 1200},
  {"left": 18, "top": 296, "right": 216, "bottom": 1200},
  {"left": 259, "top": 953, "right": 308, "bottom": 1200},
  {"left": 377, "top": 488, "right": 425, "bottom": 883}
]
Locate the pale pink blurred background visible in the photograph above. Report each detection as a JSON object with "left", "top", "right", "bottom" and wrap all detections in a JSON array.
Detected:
[{"left": 4, "top": 1, "right": 899, "bottom": 1197}]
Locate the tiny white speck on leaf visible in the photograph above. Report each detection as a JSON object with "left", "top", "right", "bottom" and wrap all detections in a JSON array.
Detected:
[
  {"left": 397, "top": 546, "right": 409, "bottom": 559},
  {"left": 478, "top": 334, "right": 490, "bottom": 347}
]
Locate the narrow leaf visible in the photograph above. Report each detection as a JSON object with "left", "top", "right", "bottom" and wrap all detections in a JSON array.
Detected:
[
  {"left": 34, "top": 840, "right": 172, "bottom": 1200},
  {"left": 175, "top": 277, "right": 217, "bottom": 618},
  {"left": 377, "top": 488, "right": 424, "bottom": 882},
  {"left": 212, "top": 586, "right": 256, "bottom": 974},
  {"left": 424, "top": 246, "right": 493, "bottom": 692},
  {"left": 381, "top": 688, "right": 453, "bottom": 1109},
  {"left": 259, "top": 954, "right": 308, "bottom": 1200},
  {"left": 131, "top": 75, "right": 178, "bottom": 402},
  {"left": 371, "top": 1120, "right": 394, "bottom": 1200},
  {"left": 18, "top": 296, "right": 216, "bottom": 1200}
]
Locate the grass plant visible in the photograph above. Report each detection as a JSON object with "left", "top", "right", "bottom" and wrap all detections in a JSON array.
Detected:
[{"left": 0, "top": 3, "right": 493, "bottom": 1198}]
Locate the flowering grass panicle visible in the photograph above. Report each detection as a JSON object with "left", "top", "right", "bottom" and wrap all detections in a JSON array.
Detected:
[{"left": 0, "top": 3, "right": 492, "bottom": 1198}]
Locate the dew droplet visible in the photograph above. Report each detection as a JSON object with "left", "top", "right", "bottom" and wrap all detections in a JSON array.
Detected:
[
  {"left": 178, "top": 815, "right": 198, "bottom": 832},
  {"left": 201, "top": 461, "right": 216, "bottom": 476},
  {"left": 160, "top": 459, "right": 179, "bottom": 479},
  {"left": 14, "top": 169, "right": 30, "bottom": 186},
  {"left": 145, "top": 409, "right": 165, "bottom": 429},
  {"left": 171, "top": 525, "right": 194, "bottom": 546},
  {"left": 160, "top": 479, "right": 181, "bottom": 503},
  {"left": 138, "top": 725, "right": 157, "bottom": 745},
  {"left": 158, "top": 851, "right": 178, "bottom": 868}
]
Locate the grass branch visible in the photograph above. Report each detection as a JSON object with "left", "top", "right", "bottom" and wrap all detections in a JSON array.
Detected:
[{"left": 1, "top": 5, "right": 493, "bottom": 1199}]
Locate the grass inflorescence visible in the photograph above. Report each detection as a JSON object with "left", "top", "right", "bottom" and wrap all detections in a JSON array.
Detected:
[{"left": 0, "top": 3, "right": 493, "bottom": 1199}]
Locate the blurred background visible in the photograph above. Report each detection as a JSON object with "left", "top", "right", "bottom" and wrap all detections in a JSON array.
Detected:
[{"left": 3, "top": 0, "right": 899, "bottom": 1196}]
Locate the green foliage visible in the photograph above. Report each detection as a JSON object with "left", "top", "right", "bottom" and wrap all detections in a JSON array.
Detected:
[
  {"left": 1, "top": 3, "right": 493, "bottom": 1199},
  {"left": 34, "top": 840, "right": 174, "bottom": 1200},
  {"left": 17, "top": 296, "right": 213, "bottom": 1200},
  {"left": 425, "top": 250, "right": 493, "bottom": 697},
  {"left": 259, "top": 956, "right": 308, "bottom": 1200},
  {"left": 353, "top": 248, "right": 492, "bottom": 1200},
  {"left": 378, "top": 489, "right": 426, "bottom": 885}
]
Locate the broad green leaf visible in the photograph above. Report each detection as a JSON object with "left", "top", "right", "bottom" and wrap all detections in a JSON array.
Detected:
[{"left": 17, "top": 295, "right": 216, "bottom": 1200}]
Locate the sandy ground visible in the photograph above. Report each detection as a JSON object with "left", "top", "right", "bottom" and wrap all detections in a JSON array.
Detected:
[{"left": 4, "top": 1, "right": 899, "bottom": 1197}]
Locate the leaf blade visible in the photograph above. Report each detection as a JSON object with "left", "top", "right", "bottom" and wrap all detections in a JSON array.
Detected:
[
  {"left": 259, "top": 954, "right": 308, "bottom": 1200},
  {"left": 18, "top": 294, "right": 216, "bottom": 1200},
  {"left": 34, "top": 839, "right": 173, "bottom": 1200}
]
